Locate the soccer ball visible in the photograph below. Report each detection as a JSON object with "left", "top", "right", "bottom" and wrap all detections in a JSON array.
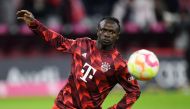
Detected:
[{"left": 127, "top": 49, "right": 159, "bottom": 81}]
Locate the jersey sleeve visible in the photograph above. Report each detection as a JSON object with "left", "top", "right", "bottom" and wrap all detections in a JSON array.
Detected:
[
  {"left": 110, "top": 65, "right": 141, "bottom": 109},
  {"left": 28, "top": 19, "right": 77, "bottom": 53}
]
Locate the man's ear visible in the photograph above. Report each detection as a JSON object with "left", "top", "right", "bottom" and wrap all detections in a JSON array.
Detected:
[
  {"left": 97, "top": 27, "right": 100, "bottom": 35},
  {"left": 96, "top": 27, "right": 98, "bottom": 32},
  {"left": 116, "top": 32, "right": 120, "bottom": 39}
]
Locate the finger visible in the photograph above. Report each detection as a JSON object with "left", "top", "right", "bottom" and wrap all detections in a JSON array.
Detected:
[
  {"left": 16, "top": 11, "right": 20, "bottom": 15},
  {"left": 16, "top": 10, "right": 31, "bottom": 17},
  {"left": 17, "top": 17, "right": 25, "bottom": 20},
  {"left": 16, "top": 11, "right": 26, "bottom": 17},
  {"left": 17, "top": 10, "right": 31, "bottom": 14},
  {"left": 24, "top": 13, "right": 33, "bottom": 20}
]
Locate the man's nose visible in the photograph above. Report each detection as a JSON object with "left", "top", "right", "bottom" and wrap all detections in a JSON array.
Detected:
[{"left": 104, "top": 32, "right": 111, "bottom": 38}]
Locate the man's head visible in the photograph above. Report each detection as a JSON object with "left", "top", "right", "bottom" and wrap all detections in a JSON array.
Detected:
[{"left": 97, "top": 17, "right": 120, "bottom": 50}]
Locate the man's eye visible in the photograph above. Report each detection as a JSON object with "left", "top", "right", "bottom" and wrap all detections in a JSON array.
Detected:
[
  {"left": 101, "top": 29, "right": 106, "bottom": 32},
  {"left": 110, "top": 31, "right": 115, "bottom": 34}
]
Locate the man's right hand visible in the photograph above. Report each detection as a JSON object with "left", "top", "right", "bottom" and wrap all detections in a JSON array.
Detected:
[{"left": 16, "top": 10, "right": 35, "bottom": 26}]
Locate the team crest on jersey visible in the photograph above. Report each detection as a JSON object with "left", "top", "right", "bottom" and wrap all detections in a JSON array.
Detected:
[
  {"left": 101, "top": 62, "right": 111, "bottom": 72},
  {"left": 82, "top": 53, "right": 87, "bottom": 58}
]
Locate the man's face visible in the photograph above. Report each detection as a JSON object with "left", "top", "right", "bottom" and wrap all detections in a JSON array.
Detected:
[{"left": 97, "top": 20, "right": 120, "bottom": 46}]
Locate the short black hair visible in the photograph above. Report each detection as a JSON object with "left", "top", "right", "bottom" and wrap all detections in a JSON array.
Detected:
[{"left": 98, "top": 16, "right": 120, "bottom": 32}]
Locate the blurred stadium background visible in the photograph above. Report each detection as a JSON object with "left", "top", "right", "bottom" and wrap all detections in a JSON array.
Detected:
[{"left": 0, "top": 0, "right": 190, "bottom": 109}]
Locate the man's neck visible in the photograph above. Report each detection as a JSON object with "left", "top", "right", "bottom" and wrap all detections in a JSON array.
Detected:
[{"left": 96, "top": 41, "right": 114, "bottom": 51}]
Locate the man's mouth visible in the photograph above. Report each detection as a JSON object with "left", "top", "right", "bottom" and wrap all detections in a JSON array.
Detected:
[
  {"left": 103, "top": 39, "right": 111, "bottom": 43},
  {"left": 102, "top": 39, "right": 112, "bottom": 45}
]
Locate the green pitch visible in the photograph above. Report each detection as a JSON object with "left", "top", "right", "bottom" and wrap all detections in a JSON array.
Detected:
[
  {"left": 103, "top": 88, "right": 190, "bottom": 109},
  {"left": 0, "top": 89, "right": 190, "bottom": 109}
]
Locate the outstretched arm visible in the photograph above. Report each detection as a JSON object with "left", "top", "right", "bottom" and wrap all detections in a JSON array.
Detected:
[
  {"left": 16, "top": 10, "right": 76, "bottom": 53},
  {"left": 110, "top": 67, "right": 141, "bottom": 109}
]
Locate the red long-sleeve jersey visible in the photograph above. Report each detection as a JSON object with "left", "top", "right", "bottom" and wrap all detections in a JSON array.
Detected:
[{"left": 29, "top": 19, "right": 140, "bottom": 109}]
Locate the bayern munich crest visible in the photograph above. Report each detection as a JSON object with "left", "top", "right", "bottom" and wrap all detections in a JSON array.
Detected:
[{"left": 101, "top": 62, "right": 111, "bottom": 72}]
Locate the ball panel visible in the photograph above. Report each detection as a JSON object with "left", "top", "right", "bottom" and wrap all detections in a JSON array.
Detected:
[{"left": 127, "top": 63, "right": 140, "bottom": 78}]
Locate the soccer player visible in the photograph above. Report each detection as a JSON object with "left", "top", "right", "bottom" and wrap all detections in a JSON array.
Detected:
[{"left": 16, "top": 10, "right": 141, "bottom": 109}]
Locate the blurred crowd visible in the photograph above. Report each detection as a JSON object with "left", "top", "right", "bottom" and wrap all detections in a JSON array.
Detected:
[
  {"left": 1, "top": 0, "right": 190, "bottom": 82},
  {"left": 0, "top": 0, "right": 190, "bottom": 61},
  {"left": 0, "top": 0, "right": 190, "bottom": 34},
  {"left": 1, "top": 0, "right": 190, "bottom": 55}
]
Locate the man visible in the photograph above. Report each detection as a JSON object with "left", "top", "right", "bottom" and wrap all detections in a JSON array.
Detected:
[{"left": 16, "top": 10, "right": 140, "bottom": 109}]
